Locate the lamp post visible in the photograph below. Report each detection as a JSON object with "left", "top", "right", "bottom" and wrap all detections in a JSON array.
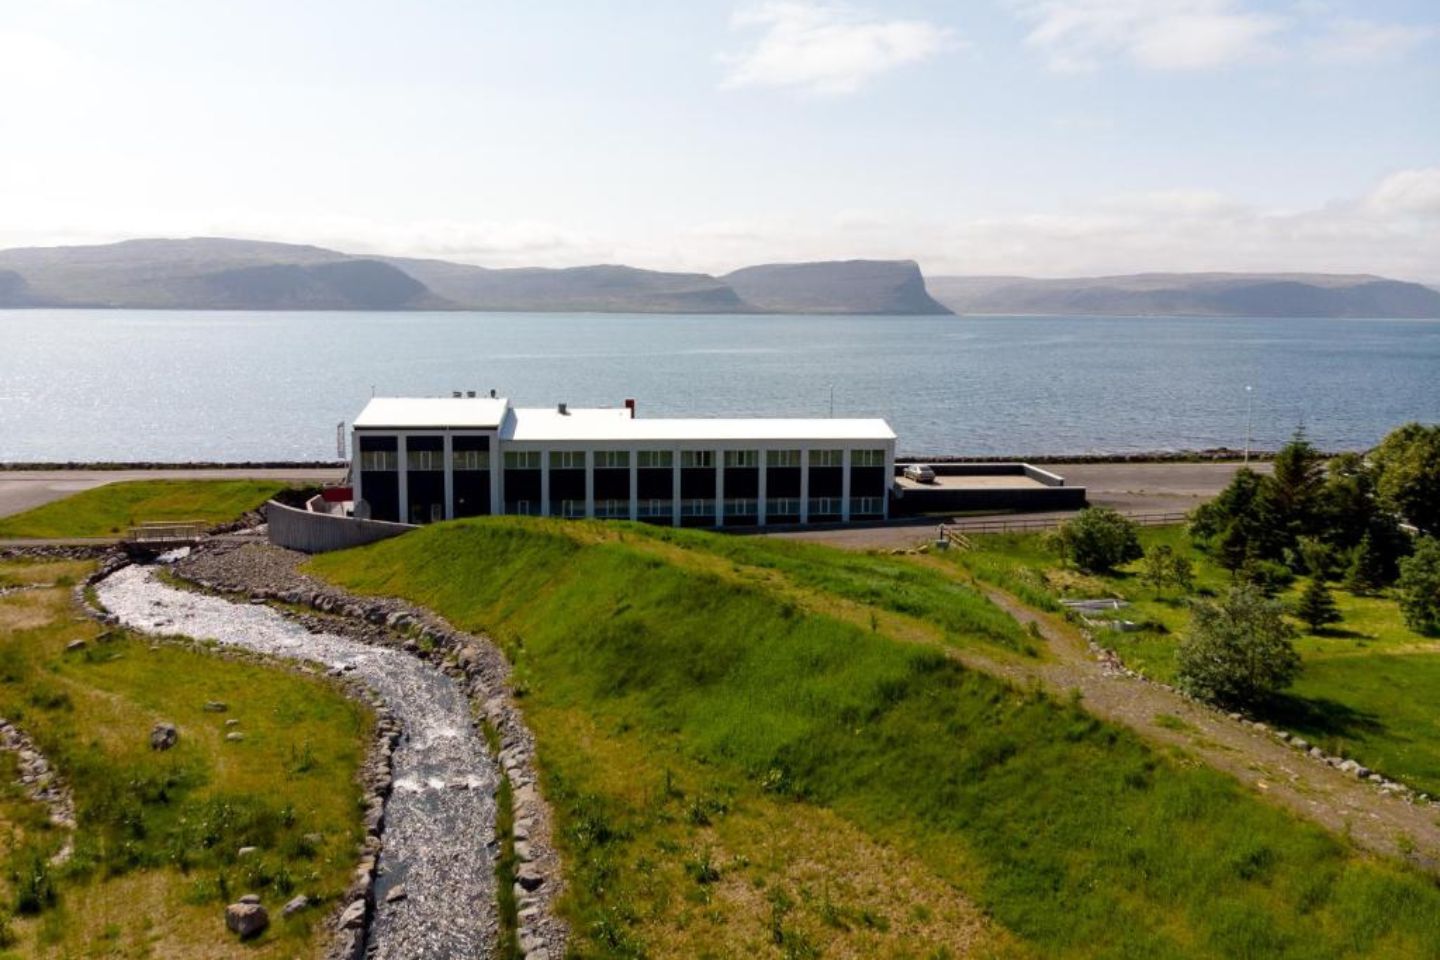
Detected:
[{"left": 1244, "top": 385, "right": 1253, "bottom": 465}]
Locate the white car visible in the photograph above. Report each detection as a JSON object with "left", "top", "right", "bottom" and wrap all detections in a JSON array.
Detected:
[{"left": 903, "top": 463, "right": 937, "bottom": 484}]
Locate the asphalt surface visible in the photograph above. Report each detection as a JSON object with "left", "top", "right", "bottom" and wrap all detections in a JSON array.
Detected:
[{"left": 0, "top": 468, "right": 345, "bottom": 520}]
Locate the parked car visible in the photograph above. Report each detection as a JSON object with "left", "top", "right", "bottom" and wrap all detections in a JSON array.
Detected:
[{"left": 903, "top": 463, "right": 937, "bottom": 484}]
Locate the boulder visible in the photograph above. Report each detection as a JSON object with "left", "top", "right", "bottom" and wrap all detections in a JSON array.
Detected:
[
  {"left": 150, "top": 722, "right": 179, "bottom": 751},
  {"left": 65, "top": 639, "right": 87, "bottom": 653},
  {"left": 226, "top": 732, "right": 246, "bottom": 742},
  {"left": 338, "top": 899, "right": 367, "bottom": 930},
  {"left": 203, "top": 701, "right": 229, "bottom": 712},
  {"left": 282, "top": 895, "right": 309, "bottom": 917},
  {"left": 225, "top": 901, "right": 269, "bottom": 938}
]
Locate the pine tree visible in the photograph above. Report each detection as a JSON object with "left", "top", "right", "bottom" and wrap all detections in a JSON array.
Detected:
[
  {"left": 1295, "top": 576, "right": 1341, "bottom": 633},
  {"left": 1343, "top": 533, "right": 1386, "bottom": 596}
]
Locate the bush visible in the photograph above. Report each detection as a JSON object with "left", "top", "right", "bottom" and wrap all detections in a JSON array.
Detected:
[
  {"left": 1052, "top": 508, "right": 1142, "bottom": 574},
  {"left": 1238, "top": 558, "right": 1294, "bottom": 597},
  {"left": 1176, "top": 586, "right": 1301, "bottom": 707},
  {"left": 1397, "top": 537, "right": 1440, "bottom": 636},
  {"left": 1140, "top": 544, "right": 1193, "bottom": 592}
]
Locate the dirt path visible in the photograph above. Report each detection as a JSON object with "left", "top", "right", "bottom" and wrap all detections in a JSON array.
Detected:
[{"left": 975, "top": 586, "right": 1440, "bottom": 874}]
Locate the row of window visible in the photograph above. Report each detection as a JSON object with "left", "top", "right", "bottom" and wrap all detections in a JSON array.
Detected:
[
  {"left": 511, "top": 496, "right": 886, "bottom": 519},
  {"left": 367, "top": 448, "right": 889, "bottom": 472}
]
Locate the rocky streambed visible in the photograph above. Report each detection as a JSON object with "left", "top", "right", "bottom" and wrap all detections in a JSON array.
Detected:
[{"left": 96, "top": 562, "right": 498, "bottom": 960}]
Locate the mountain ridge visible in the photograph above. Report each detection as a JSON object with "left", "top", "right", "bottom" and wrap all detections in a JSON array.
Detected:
[
  {"left": 927, "top": 272, "right": 1440, "bottom": 318},
  {"left": 0, "top": 238, "right": 948, "bottom": 315}
]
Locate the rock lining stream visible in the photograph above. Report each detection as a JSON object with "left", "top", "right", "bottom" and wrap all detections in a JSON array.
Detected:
[{"left": 97, "top": 562, "right": 498, "bottom": 960}]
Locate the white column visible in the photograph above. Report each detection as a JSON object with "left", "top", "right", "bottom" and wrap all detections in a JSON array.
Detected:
[
  {"left": 490, "top": 435, "right": 503, "bottom": 515},
  {"left": 540, "top": 451, "right": 551, "bottom": 517},
  {"left": 443, "top": 434, "right": 454, "bottom": 520},
  {"left": 671, "top": 454, "right": 681, "bottom": 527},
  {"left": 841, "top": 448, "right": 852, "bottom": 523},
  {"left": 714, "top": 451, "right": 724, "bottom": 527},
  {"left": 397, "top": 434, "right": 409, "bottom": 524},
  {"left": 585, "top": 450, "right": 595, "bottom": 519},
  {"left": 799, "top": 448, "right": 810, "bottom": 525},
  {"left": 884, "top": 442, "right": 894, "bottom": 519},
  {"left": 757, "top": 452, "right": 768, "bottom": 527},
  {"left": 629, "top": 450, "right": 639, "bottom": 521},
  {"left": 350, "top": 430, "right": 363, "bottom": 513}
]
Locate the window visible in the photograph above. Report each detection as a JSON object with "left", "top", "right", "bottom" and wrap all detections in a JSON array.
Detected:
[
  {"left": 596, "top": 499, "right": 630, "bottom": 518},
  {"left": 682, "top": 498, "right": 714, "bottom": 517},
  {"left": 767, "top": 449, "right": 801, "bottom": 468},
  {"left": 638, "top": 450, "right": 673, "bottom": 469},
  {"left": 360, "top": 449, "right": 397, "bottom": 471},
  {"left": 550, "top": 451, "right": 586, "bottom": 470},
  {"left": 809, "top": 449, "right": 843, "bottom": 468},
  {"left": 681, "top": 450, "right": 714, "bottom": 469},
  {"left": 725, "top": 498, "right": 757, "bottom": 516},
  {"left": 508, "top": 499, "right": 534, "bottom": 516},
  {"left": 851, "top": 449, "right": 885, "bottom": 467},
  {"left": 723, "top": 450, "right": 758, "bottom": 468},
  {"left": 560, "top": 499, "right": 586, "bottom": 518},
  {"left": 504, "top": 451, "right": 541, "bottom": 470},
  {"left": 639, "top": 498, "right": 672, "bottom": 517},
  {"left": 767, "top": 497, "right": 800, "bottom": 515},
  {"left": 452, "top": 448, "right": 489, "bottom": 471},
  {"left": 809, "top": 497, "right": 843, "bottom": 515},
  {"left": 851, "top": 496, "right": 884, "bottom": 515},
  {"left": 595, "top": 450, "right": 629, "bottom": 469},
  {"left": 407, "top": 448, "right": 445, "bottom": 471}
]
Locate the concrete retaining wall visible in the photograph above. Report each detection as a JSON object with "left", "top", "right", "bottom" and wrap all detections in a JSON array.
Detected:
[{"left": 265, "top": 500, "right": 415, "bottom": 554}]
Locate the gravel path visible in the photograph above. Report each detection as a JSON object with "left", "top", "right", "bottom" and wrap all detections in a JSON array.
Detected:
[
  {"left": 972, "top": 586, "right": 1440, "bottom": 875},
  {"left": 97, "top": 563, "right": 498, "bottom": 960}
]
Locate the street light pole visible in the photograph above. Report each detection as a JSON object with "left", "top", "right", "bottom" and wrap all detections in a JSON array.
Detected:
[{"left": 1244, "top": 385, "right": 1253, "bottom": 465}]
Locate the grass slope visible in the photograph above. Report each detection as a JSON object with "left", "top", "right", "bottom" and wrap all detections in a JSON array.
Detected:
[
  {"left": 311, "top": 518, "right": 1440, "bottom": 959},
  {"left": 0, "top": 480, "right": 290, "bottom": 540},
  {"left": 0, "top": 559, "right": 367, "bottom": 957},
  {"left": 951, "top": 526, "right": 1440, "bottom": 796}
]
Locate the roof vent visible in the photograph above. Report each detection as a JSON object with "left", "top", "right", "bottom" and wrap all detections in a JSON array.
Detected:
[
  {"left": 466, "top": 390, "right": 476, "bottom": 398},
  {"left": 489, "top": 389, "right": 497, "bottom": 398},
  {"left": 624, "top": 398, "right": 636, "bottom": 419},
  {"left": 558, "top": 402, "right": 569, "bottom": 415},
  {"left": 452, "top": 390, "right": 462, "bottom": 398}
]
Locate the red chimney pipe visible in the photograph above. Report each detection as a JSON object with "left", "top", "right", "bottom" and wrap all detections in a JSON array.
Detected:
[{"left": 624, "top": 398, "right": 636, "bottom": 418}]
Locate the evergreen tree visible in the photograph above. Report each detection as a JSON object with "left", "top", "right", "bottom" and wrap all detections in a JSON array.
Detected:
[
  {"left": 1271, "top": 427, "right": 1327, "bottom": 538},
  {"left": 1295, "top": 577, "right": 1341, "bottom": 633},
  {"left": 1397, "top": 537, "right": 1440, "bottom": 636},
  {"left": 1342, "top": 533, "right": 1386, "bottom": 596}
]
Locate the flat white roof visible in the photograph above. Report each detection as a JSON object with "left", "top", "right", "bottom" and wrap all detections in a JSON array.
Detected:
[
  {"left": 354, "top": 396, "right": 509, "bottom": 430},
  {"left": 502, "top": 406, "right": 896, "bottom": 443}
]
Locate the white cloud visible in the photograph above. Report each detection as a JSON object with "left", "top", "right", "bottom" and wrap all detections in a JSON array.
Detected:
[
  {"left": 1011, "top": 0, "right": 1285, "bottom": 72},
  {"left": 720, "top": 2, "right": 953, "bottom": 95},
  {"left": 1306, "top": 17, "right": 1437, "bottom": 63},
  {"left": 1365, "top": 166, "right": 1440, "bottom": 219},
  {"left": 1009, "top": 1, "right": 1435, "bottom": 71}
]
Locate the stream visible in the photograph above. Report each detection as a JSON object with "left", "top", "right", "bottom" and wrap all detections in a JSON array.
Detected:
[{"left": 96, "top": 562, "right": 497, "bottom": 959}]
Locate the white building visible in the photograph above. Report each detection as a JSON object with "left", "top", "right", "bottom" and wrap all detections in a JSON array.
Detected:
[{"left": 350, "top": 395, "right": 896, "bottom": 527}]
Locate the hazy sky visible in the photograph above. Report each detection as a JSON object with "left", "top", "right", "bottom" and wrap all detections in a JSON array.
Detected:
[{"left": 2, "top": 0, "right": 1437, "bottom": 280}]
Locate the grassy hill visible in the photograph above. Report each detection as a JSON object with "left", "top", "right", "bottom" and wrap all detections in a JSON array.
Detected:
[
  {"left": 0, "top": 480, "right": 291, "bottom": 540},
  {"left": 309, "top": 518, "right": 1440, "bottom": 959}
]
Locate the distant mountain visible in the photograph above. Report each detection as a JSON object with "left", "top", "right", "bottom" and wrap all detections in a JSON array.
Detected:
[
  {"left": 724, "top": 260, "right": 951, "bottom": 314},
  {"left": 0, "top": 238, "right": 950, "bottom": 315},
  {"left": 928, "top": 273, "right": 1440, "bottom": 319},
  {"left": 380, "top": 257, "right": 747, "bottom": 313}
]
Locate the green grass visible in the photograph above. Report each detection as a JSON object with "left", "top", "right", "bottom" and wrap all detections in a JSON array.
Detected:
[
  {"left": 310, "top": 517, "right": 1440, "bottom": 959},
  {"left": 0, "top": 559, "right": 368, "bottom": 957},
  {"left": 953, "top": 525, "right": 1440, "bottom": 795},
  {"left": 0, "top": 480, "right": 291, "bottom": 539}
]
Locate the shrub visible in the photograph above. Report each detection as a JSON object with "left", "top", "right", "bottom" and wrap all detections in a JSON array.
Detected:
[
  {"left": 1052, "top": 508, "right": 1142, "bottom": 573},
  {"left": 1176, "top": 586, "right": 1301, "bottom": 707},
  {"left": 1396, "top": 537, "right": 1440, "bottom": 636},
  {"left": 1238, "top": 558, "right": 1294, "bottom": 597},
  {"left": 1140, "top": 544, "right": 1194, "bottom": 592}
]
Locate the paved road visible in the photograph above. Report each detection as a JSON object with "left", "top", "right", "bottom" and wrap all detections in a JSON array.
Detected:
[
  {"left": 771, "top": 460, "right": 1271, "bottom": 549},
  {"left": 0, "top": 468, "right": 345, "bottom": 520}
]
